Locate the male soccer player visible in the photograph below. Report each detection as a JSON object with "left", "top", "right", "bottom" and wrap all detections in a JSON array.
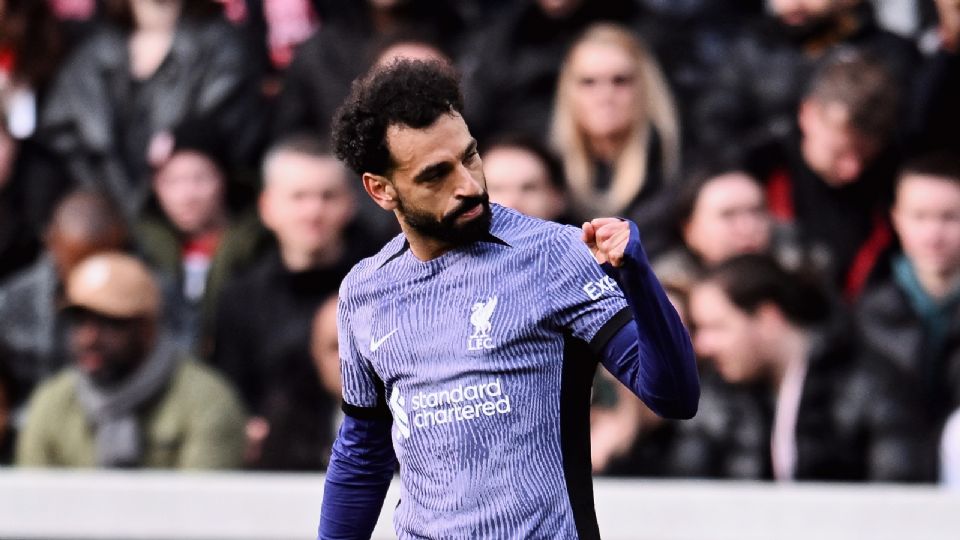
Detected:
[{"left": 318, "top": 60, "right": 700, "bottom": 539}]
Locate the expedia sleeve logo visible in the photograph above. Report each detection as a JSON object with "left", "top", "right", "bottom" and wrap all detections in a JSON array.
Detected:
[
  {"left": 388, "top": 380, "right": 513, "bottom": 439},
  {"left": 582, "top": 275, "right": 619, "bottom": 300}
]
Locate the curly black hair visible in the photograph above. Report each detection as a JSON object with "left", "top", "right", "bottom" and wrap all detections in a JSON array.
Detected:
[{"left": 332, "top": 59, "right": 464, "bottom": 176}]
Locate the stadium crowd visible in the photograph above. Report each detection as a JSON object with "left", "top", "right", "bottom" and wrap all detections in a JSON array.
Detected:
[{"left": 1, "top": 0, "right": 959, "bottom": 486}]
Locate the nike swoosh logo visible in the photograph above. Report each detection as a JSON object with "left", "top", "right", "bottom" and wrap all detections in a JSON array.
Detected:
[{"left": 370, "top": 328, "right": 399, "bottom": 352}]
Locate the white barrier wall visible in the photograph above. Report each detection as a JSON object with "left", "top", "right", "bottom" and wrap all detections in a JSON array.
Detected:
[{"left": 1, "top": 469, "right": 958, "bottom": 540}]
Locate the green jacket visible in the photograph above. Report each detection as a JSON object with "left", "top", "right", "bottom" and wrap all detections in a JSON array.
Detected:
[
  {"left": 16, "top": 359, "right": 246, "bottom": 469},
  {"left": 135, "top": 210, "right": 267, "bottom": 355}
]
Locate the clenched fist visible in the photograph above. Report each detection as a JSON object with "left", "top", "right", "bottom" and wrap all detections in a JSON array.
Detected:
[{"left": 581, "top": 218, "right": 631, "bottom": 268}]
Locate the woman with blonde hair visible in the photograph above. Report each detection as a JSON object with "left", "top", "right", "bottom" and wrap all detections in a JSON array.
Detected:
[{"left": 551, "top": 23, "right": 680, "bottom": 225}]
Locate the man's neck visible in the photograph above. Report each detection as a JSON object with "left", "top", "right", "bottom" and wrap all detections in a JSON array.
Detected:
[
  {"left": 399, "top": 221, "right": 454, "bottom": 261},
  {"left": 915, "top": 265, "right": 960, "bottom": 300},
  {"left": 280, "top": 240, "right": 345, "bottom": 272}
]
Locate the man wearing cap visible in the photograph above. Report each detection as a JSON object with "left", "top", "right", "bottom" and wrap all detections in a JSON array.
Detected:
[{"left": 16, "top": 252, "right": 246, "bottom": 469}]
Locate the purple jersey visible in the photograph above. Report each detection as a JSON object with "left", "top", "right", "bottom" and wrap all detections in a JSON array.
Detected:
[{"left": 338, "top": 204, "right": 629, "bottom": 538}]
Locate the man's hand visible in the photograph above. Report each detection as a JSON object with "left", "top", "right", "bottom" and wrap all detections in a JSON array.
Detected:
[{"left": 582, "top": 218, "right": 631, "bottom": 267}]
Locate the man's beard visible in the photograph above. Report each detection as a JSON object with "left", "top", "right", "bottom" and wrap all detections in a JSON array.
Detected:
[{"left": 398, "top": 192, "right": 492, "bottom": 246}]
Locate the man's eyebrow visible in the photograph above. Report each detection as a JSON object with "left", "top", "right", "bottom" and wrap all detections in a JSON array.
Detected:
[
  {"left": 462, "top": 139, "right": 478, "bottom": 159},
  {"left": 413, "top": 162, "right": 453, "bottom": 183},
  {"left": 411, "top": 140, "right": 478, "bottom": 183}
]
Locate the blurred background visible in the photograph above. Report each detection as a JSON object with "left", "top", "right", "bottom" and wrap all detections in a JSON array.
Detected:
[{"left": 1, "top": 0, "right": 960, "bottom": 537}]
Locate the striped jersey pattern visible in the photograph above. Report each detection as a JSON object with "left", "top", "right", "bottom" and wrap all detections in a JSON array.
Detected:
[{"left": 338, "top": 204, "right": 628, "bottom": 539}]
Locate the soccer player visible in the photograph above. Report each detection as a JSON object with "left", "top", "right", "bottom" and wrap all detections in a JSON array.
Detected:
[{"left": 318, "top": 60, "right": 700, "bottom": 539}]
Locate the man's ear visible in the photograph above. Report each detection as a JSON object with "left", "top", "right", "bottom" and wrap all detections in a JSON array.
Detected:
[
  {"left": 258, "top": 190, "right": 276, "bottom": 232},
  {"left": 363, "top": 173, "right": 399, "bottom": 211},
  {"left": 798, "top": 99, "right": 817, "bottom": 136}
]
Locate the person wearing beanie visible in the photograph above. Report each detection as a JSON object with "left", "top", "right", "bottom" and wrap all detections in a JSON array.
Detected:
[{"left": 16, "top": 252, "right": 245, "bottom": 469}]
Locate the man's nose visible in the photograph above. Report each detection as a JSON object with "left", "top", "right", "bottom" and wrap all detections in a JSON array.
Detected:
[
  {"left": 72, "top": 318, "right": 103, "bottom": 346},
  {"left": 453, "top": 164, "right": 483, "bottom": 197}
]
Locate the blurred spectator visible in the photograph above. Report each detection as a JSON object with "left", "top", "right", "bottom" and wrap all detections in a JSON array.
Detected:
[
  {"left": 272, "top": 0, "right": 465, "bottom": 140},
  {"left": 463, "top": 0, "right": 642, "bottom": 145},
  {"left": 236, "top": 0, "right": 320, "bottom": 75},
  {"left": 136, "top": 122, "right": 267, "bottom": 357},
  {"left": 676, "top": 167, "right": 771, "bottom": 267},
  {"left": 685, "top": 254, "right": 931, "bottom": 482},
  {"left": 856, "top": 154, "right": 960, "bottom": 429},
  {"left": 0, "top": 343, "right": 18, "bottom": 464},
  {"left": 550, "top": 23, "right": 680, "bottom": 236},
  {"left": 653, "top": 159, "right": 782, "bottom": 285},
  {"left": 632, "top": 1, "right": 762, "bottom": 156},
  {"left": 0, "top": 191, "right": 128, "bottom": 411},
  {"left": 0, "top": 115, "right": 40, "bottom": 280},
  {"left": 760, "top": 51, "right": 901, "bottom": 299},
  {"left": 695, "top": 0, "right": 919, "bottom": 154},
  {"left": 0, "top": 0, "right": 64, "bottom": 140},
  {"left": 0, "top": 110, "right": 72, "bottom": 282},
  {"left": 16, "top": 252, "right": 245, "bottom": 468},
  {"left": 307, "top": 293, "right": 342, "bottom": 466},
  {"left": 909, "top": 0, "right": 960, "bottom": 155},
  {"left": 310, "top": 293, "right": 340, "bottom": 406},
  {"left": 39, "top": 0, "right": 263, "bottom": 222},
  {"left": 212, "top": 135, "right": 371, "bottom": 470},
  {"left": 482, "top": 134, "right": 569, "bottom": 223},
  {"left": 47, "top": 0, "right": 101, "bottom": 46}
]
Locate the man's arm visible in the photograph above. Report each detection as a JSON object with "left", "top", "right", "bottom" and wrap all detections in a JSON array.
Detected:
[
  {"left": 317, "top": 414, "right": 396, "bottom": 539},
  {"left": 583, "top": 219, "right": 700, "bottom": 419}
]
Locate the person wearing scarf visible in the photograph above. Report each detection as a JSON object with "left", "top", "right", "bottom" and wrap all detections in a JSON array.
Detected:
[{"left": 16, "top": 252, "right": 245, "bottom": 469}]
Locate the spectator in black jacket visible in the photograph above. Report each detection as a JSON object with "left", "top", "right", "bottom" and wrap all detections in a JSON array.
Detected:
[
  {"left": 695, "top": 0, "right": 918, "bottom": 154},
  {"left": 212, "top": 135, "right": 372, "bottom": 471},
  {"left": 40, "top": 0, "right": 263, "bottom": 223},
  {"left": 856, "top": 153, "right": 960, "bottom": 431},
  {"left": 759, "top": 51, "right": 902, "bottom": 300},
  {"left": 685, "top": 254, "right": 932, "bottom": 482}
]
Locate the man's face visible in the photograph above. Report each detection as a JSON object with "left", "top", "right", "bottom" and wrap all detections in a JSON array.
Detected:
[
  {"left": 261, "top": 153, "right": 355, "bottom": 257},
  {"left": 484, "top": 146, "right": 565, "bottom": 222},
  {"left": 311, "top": 296, "right": 341, "bottom": 398},
  {"left": 770, "top": 0, "right": 839, "bottom": 28},
  {"left": 153, "top": 151, "right": 225, "bottom": 235},
  {"left": 382, "top": 112, "right": 491, "bottom": 245},
  {"left": 684, "top": 173, "right": 771, "bottom": 266},
  {"left": 569, "top": 42, "right": 638, "bottom": 142},
  {"left": 893, "top": 174, "right": 960, "bottom": 280},
  {"left": 66, "top": 308, "right": 151, "bottom": 387},
  {"left": 799, "top": 100, "right": 881, "bottom": 187},
  {"left": 689, "top": 282, "right": 766, "bottom": 384}
]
